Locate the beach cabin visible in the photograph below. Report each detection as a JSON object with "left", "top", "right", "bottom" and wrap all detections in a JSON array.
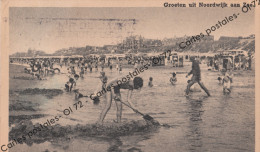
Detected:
[
  {"left": 104, "top": 54, "right": 117, "bottom": 65},
  {"left": 171, "top": 53, "right": 184, "bottom": 67},
  {"left": 227, "top": 50, "right": 247, "bottom": 56},
  {"left": 115, "top": 54, "right": 126, "bottom": 61},
  {"left": 152, "top": 55, "right": 165, "bottom": 66},
  {"left": 99, "top": 54, "right": 106, "bottom": 62},
  {"left": 217, "top": 50, "right": 248, "bottom": 70},
  {"left": 104, "top": 54, "right": 115, "bottom": 60},
  {"left": 68, "top": 55, "right": 83, "bottom": 64},
  {"left": 184, "top": 54, "right": 190, "bottom": 62},
  {"left": 220, "top": 55, "right": 233, "bottom": 70},
  {"left": 147, "top": 52, "right": 165, "bottom": 66},
  {"left": 233, "top": 55, "right": 249, "bottom": 70}
]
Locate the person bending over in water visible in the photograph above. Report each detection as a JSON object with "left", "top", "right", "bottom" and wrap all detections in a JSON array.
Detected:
[
  {"left": 65, "top": 74, "right": 79, "bottom": 92},
  {"left": 74, "top": 89, "right": 84, "bottom": 99},
  {"left": 148, "top": 77, "right": 153, "bottom": 87},
  {"left": 97, "top": 76, "right": 143, "bottom": 124},
  {"left": 186, "top": 58, "right": 210, "bottom": 96},
  {"left": 170, "top": 72, "right": 177, "bottom": 85}
]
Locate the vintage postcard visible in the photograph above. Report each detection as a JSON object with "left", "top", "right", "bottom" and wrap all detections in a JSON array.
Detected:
[{"left": 0, "top": 0, "right": 259, "bottom": 152}]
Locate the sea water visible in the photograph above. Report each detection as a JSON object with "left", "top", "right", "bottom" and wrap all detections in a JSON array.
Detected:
[{"left": 10, "top": 63, "right": 255, "bottom": 152}]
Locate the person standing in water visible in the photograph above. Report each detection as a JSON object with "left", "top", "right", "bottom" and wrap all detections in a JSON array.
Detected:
[
  {"left": 97, "top": 76, "right": 143, "bottom": 124},
  {"left": 170, "top": 72, "right": 177, "bottom": 85},
  {"left": 222, "top": 69, "right": 232, "bottom": 94},
  {"left": 101, "top": 61, "right": 105, "bottom": 71},
  {"left": 100, "top": 72, "right": 108, "bottom": 91},
  {"left": 80, "top": 66, "right": 85, "bottom": 78},
  {"left": 119, "top": 64, "right": 122, "bottom": 74},
  {"left": 186, "top": 58, "right": 210, "bottom": 96},
  {"left": 148, "top": 77, "right": 153, "bottom": 87},
  {"left": 89, "top": 62, "right": 93, "bottom": 72},
  {"left": 95, "top": 62, "right": 98, "bottom": 71},
  {"left": 109, "top": 64, "right": 113, "bottom": 72},
  {"left": 116, "top": 63, "right": 119, "bottom": 73}
]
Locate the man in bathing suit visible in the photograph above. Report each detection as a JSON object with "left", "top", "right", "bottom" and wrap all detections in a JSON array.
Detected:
[{"left": 97, "top": 76, "right": 143, "bottom": 124}]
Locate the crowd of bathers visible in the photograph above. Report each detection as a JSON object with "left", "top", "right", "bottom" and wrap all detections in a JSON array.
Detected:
[
  {"left": 11, "top": 58, "right": 61, "bottom": 80},
  {"left": 10, "top": 54, "right": 238, "bottom": 125}
]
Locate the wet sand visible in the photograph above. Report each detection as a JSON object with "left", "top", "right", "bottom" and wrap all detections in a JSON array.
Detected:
[
  {"left": 9, "top": 64, "right": 64, "bottom": 126},
  {"left": 8, "top": 63, "right": 161, "bottom": 151}
]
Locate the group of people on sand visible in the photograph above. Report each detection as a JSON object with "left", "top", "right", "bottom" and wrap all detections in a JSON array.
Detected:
[{"left": 23, "top": 59, "right": 59, "bottom": 80}]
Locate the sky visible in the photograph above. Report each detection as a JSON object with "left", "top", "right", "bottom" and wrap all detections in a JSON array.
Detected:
[{"left": 9, "top": 7, "right": 254, "bottom": 54}]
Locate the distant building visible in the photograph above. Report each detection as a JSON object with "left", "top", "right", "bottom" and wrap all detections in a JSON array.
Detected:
[
  {"left": 219, "top": 49, "right": 247, "bottom": 56},
  {"left": 143, "top": 39, "right": 162, "bottom": 47},
  {"left": 118, "top": 35, "right": 144, "bottom": 50},
  {"left": 118, "top": 35, "right": 162, "bottom": 50},
  {"left": 162, "top": 35, "right": 214, "bottom": 46},
  {"left": 162, "top": 38, "right": 179, "bottom": 45},
  {"left": 249, "top": 34, "right": 255, "bottom": 38},
  {"left": 244, "top": 34, "right": 255, "bottom": 39},
  {"left": 218, "top": 36, "right": 239, "bottom": 41},
  {"left": 103, "top": 45, "right": 117, "bottom": 52},
  {"left": 202, "top": 35, "right": 214, "bottom": 41}
]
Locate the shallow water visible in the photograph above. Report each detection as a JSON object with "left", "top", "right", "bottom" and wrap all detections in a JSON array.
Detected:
[{"left": 10, "top": 63, "right": 255, "bottom": 152}]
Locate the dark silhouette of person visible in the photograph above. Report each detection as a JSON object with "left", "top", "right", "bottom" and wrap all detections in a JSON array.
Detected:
[{"left": 186, "top": 58, "right": 210, "bottom": 96}]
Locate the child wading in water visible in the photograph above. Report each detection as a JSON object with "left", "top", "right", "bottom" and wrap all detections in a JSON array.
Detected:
[
  {"left": 119, "top": 64, "right": 122, "bottom": 74},
  {"left": 170, "top": 72, "right": 177, "bottom": 85},
  {"left": 148, "top": 77, "right": 153, "bottom": 87},
  {"left": 80, "top": 67, "right": 84, "bottom": 78},
  {"left": 222, "top": 69, "right": 232, "bottom": 94}
]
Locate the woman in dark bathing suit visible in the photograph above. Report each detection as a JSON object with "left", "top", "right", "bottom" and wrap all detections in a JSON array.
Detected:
[{"left": 97, "top": 76, "right": 143, "bottom": 124}]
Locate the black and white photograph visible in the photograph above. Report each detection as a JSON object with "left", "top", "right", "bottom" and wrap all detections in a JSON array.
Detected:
[{"left": 0, "top": 1, "right": 258, "bottom": 152}]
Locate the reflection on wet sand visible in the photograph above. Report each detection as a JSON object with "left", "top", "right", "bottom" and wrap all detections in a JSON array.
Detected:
[
  {"left": 106, "top": 131, "right": 157, "bottom": 152},
  {"left": 186, "top": 98, "right": 205, "bottom": 152}
]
